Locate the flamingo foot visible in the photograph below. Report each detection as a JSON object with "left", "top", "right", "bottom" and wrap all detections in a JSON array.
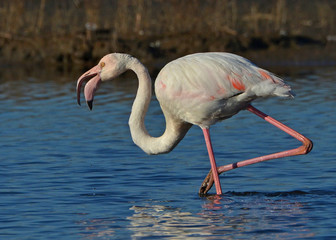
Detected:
[{"left": 199, "top": 169, "right": 214, "bottom": 196}]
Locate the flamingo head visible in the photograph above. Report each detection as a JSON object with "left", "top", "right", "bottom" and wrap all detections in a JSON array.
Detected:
[{"left": 76, "top": 53, "right": 131, "bottom": 110}]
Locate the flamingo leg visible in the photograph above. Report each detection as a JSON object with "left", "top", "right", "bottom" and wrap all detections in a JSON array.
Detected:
[
  {"left": 202, "top": 128, "right": 223, "bottom": 195},
  {"left": 199, "top": 104, "right": 313, "bottom": 195}
]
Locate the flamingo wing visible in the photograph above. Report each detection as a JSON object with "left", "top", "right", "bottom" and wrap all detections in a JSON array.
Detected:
[{"left": 155, "top": 52, "right": 292, "bottom": 127}]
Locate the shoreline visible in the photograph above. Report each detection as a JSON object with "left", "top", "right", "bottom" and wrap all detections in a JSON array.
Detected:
[
  {"left": 1, "top": 34, "right": 335, "bottom": 74},
  {"left": 1, "top": 0, "right": 335, "bottom": 72}
]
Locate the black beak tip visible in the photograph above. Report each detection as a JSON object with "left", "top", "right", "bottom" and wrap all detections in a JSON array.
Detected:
[{"left": 87, "top": 100, "right": 93, "bottom": 110}]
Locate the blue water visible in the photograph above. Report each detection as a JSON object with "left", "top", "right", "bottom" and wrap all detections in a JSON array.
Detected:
[{"left": 1, "top": 65, "right": 335, "bottom": 239}]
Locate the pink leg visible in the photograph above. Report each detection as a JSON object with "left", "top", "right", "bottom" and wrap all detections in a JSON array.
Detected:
[
  {"left": 199, "top": 104, "right": 313, "bottom": 195},
  {"left": 202, "top": 128, "right": 223, "bottom": 195}
]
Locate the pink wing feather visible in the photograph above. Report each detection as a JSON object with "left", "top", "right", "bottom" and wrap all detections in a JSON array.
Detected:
[{"left": 155, "top": 52, "right": 292, "bottom": 127}]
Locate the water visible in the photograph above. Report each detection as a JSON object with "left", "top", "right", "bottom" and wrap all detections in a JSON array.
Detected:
[{"left": 0, "top": 64, "right": 335, "bottom": 239}]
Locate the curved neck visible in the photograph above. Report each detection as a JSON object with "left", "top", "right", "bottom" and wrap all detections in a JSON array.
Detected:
[{"left": 127, "top": 58, "right": 191, "bottom": 155}]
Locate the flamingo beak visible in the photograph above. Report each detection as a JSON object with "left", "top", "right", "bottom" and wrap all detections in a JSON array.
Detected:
[{"left": 76, "top": 65, "right": 101, "bottom": 110}]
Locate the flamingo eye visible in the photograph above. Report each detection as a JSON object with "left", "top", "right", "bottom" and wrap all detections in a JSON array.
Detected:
[{"left": 100, "top": 62, "right": 105, "bottom": 68}]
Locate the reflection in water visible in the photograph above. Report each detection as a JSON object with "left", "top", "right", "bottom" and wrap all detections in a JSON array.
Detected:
[
  {"left": 128, "top": 204, "right": 214, "bottom": 239},
  {"left": 77, "top": 217, "right": 116, "bottom": 239},
  {"left": 127, "top": 194, "right": 314, "bottom": 239}
]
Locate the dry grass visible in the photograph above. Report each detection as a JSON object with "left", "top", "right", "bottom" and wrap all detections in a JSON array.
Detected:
[{"left": 0, "top": 0, "right": 335, "bottom": 66}]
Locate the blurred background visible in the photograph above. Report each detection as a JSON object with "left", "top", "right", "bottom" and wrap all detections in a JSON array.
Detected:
[{"left": 1, "top": 0, "right": 335, "bottom": 72}]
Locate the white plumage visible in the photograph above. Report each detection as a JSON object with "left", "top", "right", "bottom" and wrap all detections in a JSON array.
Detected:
[{"left": 155, "top": 52, "right": 292, "bottom": 127}]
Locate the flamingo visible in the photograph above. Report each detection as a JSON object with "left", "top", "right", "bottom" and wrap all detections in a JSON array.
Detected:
[{"left": 76, "top": 52, "right": 312, "bottom": 195}]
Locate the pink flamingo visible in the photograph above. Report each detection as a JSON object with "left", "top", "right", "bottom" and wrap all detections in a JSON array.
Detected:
[{"left": 76, "top": 53, "right": 312, "bottom": 195}]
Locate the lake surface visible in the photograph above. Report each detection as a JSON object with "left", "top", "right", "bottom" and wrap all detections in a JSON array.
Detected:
[{"left": 1, "top": 63, "right": 335, "bottom": 239}]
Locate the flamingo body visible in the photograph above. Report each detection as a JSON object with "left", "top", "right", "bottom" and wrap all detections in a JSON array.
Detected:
[
  {"left": 76, "top": 52, "right": 307, "bottom": 195},
  {"left": 155, "top": 53, "right": 292, "bottom": 127}
]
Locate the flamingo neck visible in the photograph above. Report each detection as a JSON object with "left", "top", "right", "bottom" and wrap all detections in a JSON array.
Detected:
[{"left": 127, "top": 58, "right": 191, "bottom": 155}]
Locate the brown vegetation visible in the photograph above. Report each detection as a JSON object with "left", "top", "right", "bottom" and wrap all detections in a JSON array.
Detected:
[{"left": 0, "top": 0, "right": 335, "bottom": 69}]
